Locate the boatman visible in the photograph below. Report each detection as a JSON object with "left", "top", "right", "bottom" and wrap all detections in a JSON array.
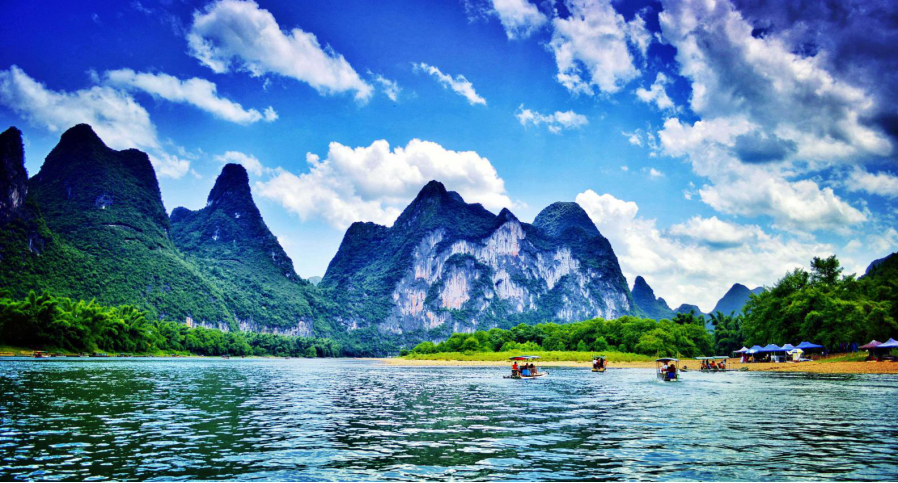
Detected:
[{"left": 512, "top": 361, "right": 519, "bottom": 376}]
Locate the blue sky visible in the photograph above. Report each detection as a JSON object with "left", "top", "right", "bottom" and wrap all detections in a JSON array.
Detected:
[{"left": 1, "top": 0, "right": 896, "bottom": 310}]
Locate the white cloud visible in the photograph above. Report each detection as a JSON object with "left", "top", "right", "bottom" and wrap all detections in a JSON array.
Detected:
[
  {"left": 104, "top": 69, "right": 276, "bottom": 124},
  {"left": 635, "top": 72, "right": 675, "bottom": 111},
  {"left": 415, "top": 63, "right": 486, "bottom": 106},
  {"left": 187, "top": 0, "right": 372, "bottom": 102},
  {"left": 575, "top": 189, "right": 834, "bottom": 309},
  {"left": 646, "top": 167, "right": 664, "bottom": 178},
  {"left": 649, "top": 0, "right": 891, "bottom": 233},
  {"left": 668, "top": 216, "right": 764, "bottom": 248},
  {"left": 843, "top": 167, "right": 898, "bottom": 199},
  {"left": 515, "top": 104, "right": 587, "bottom": 133},
  {"left": 547, "top": 0, "right": 650, "bottom": 95},
  {"left": 214, "top": 151, "right": 267, "bottom": 176},
  {"left": 697, "top": 173, "right": 867, "bottom": 232},
  {"left": 490, "top": 0, "right": 547, "bottom": 39},
  {"left": 256, "top": 139, "right": 513, "bottom": 229},
  {"left": 0, "top": 65, "right": 189, "bottom": 178},
  {"left": 370, "top": 73, "right": 400, "bottom": 101}
]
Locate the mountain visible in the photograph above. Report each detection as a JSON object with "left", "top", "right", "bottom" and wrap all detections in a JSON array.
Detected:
[
  {"left": 307, "top": 276, "right": 322, "bottom": 286},
  {"left": 0, "top": 124, "right": 242, "bottom": 325},
  {"left": 864, "top": 253, "right": 896, "bottom": 276},
  {"left": 675, "top": 303, "right": 704, "bottom": 316},
  {"left": 864, "top": 252, "right": 898, "bottom": 280},
  {"left": 170, "top": 164, "right": 331, "bottom": 336},
  {"left": 631, "top": 276, "right": 674, "bottom": 320},
  {"left": 321, "top": 182, "right": 632, "bottom": 345},
  {"left": 0, "top": 127, "right": 27, "bottom": 223},
  {"left": 710, "top": 283, "right": 763, "bottom": 316}
]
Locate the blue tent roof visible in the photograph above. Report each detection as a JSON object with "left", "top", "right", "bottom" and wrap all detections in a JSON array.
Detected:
[
  {"left": 782, "top": 343, "right": 796, "bottom": 350},
  {"left": 758, "top": 344, "right": 785, "bottom": 353},
  {"left": 878, "top": 338, "right": 898, "bottom": 349},
  {"left": 796, "top": 341, "right": 824, "bottom": 349},
  {"left": 747, "top": 345, "right": 763, "bottom": 354}
]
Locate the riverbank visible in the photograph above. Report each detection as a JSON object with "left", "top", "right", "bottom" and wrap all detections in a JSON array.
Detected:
[{"left": 379, "top": 357, "right": 898, "bottom": 374}]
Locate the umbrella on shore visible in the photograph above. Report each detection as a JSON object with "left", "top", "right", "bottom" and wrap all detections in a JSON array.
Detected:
[{"left": 877, "top": 338, "right": 898, "bottom": 349}]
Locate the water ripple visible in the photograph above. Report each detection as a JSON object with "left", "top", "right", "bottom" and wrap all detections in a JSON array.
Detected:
[{"left": 0, "top": 359, "right": 896, "bottom": 481}]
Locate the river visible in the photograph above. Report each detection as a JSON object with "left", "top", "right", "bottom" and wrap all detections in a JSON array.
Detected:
[{"left": 0, "top": 358, "right": 895, "bottom": 481}]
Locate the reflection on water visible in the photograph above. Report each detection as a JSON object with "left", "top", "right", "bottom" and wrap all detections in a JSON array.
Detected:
[{"left": 0, "top": 358, "right": 896, "bottom": 481}]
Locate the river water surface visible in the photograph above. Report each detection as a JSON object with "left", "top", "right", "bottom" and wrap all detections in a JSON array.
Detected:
[{"left": 0, "top": 358, "right": 896, "bottom": 481}]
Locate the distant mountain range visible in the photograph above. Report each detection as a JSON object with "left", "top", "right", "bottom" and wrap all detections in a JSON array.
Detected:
[
  {"left": 0, "top": 124, "right": 880, "bottom": 353},
  {"left": 631, "top": 276, "right": 764, "bottom": 331}
]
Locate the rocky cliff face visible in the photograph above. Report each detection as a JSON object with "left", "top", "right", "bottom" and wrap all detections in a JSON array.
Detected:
[
  {"left": 632, "top": 276, "right": 674, "bottom": 320},
  {"left": 170, "top": 164, "right": 330, "bottom": 336},
  {"left": 0, "top": 127, "right": 27, "bottom": 224},
  {"left": 322, "top": 181, "right": 632, "bottom": 341}
]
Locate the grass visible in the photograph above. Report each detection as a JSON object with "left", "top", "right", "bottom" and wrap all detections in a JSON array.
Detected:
[
  {"left": 818, "top": 353, "right": 869, "bottom": 363},
  {"left": 401, "top": 350, "right": 656, "bottom": 363}
]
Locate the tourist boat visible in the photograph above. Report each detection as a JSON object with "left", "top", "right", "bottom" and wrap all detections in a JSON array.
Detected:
[
  {"left": 655, "top": 358, "right": 680, "bottom": 382},
  {"left": 222, "top": 355, "right": 230, "bottom": 359},
  {"left": 695, "top": 356, "right": 729, "bottom": 372},
  {"left": 32, "top": 351, "right": 49, "bottom": 359},
  {"left": 591, "top": 355, "right": 607, "bottom": 372},
  {"left": 504, "top": 355, "right": 548, "bottom": 379}
]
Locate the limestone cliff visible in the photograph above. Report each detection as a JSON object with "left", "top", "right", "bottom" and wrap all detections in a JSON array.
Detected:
[{"left": 322, "top": 181, "right": 633, "bottom": 342}]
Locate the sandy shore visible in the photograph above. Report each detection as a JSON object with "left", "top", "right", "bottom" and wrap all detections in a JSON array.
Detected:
[{"left": 376, "top": 358, "right": 898, "bottom": 374}]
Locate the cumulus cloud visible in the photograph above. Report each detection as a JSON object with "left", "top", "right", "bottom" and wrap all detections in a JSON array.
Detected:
[
  {"left": 575, "top": 189, "right": 833, "bottom": 309},
  {"left": 843, "top": 167, "right": 898, "bottom": 199},
  {"left": 490, "top": 0, "right": 548, "bottom": 39},
  {"left": 214, "top": 151, "right": 267, "bottom": 176},
  {"left": 657, "top": 0, "right": 892, "bottom": 164},
  {"left": 0, "top": 65, "right": 189, "bottom": 178},
  {"left": 414, "top": 63, "right": 486, "bottom": 106},
  {"left": 256, "top": 139, "right": 513, "bottom": 228},
  {"left": 104, "top": 69, "right": 276, "bottom": 124},
  {"left": 635, "top": 72, "right": 675, "bottom": 111},
  {"left": 548, "top": 0, "right": 650, "bottom": 95},
  {"left": 515, "top": 104, "right": 588, "bottom": 133},
  {"left": 649, "top": 0, "right": 894, "bottom": 232},
  {"left": 729, "top": 0, "right": 898, "bottom": 145},
  {"left": 187, "top": 0, "right": 372, "bottom": 101}
]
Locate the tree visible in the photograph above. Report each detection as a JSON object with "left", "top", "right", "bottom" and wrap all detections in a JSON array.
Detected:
[
  {"left": 460, "top": 336, "right": 480, "bottom": 353},
  {"left": 810, "top": 255, "right": 842, "bottom": 286}
]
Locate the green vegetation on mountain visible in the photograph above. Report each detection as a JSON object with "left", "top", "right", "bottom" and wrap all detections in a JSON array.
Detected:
[
  {"left": 322, "top": 182, "right": 633, "bottom": 349},
  {"left": 321, "top": 181, "right": 501, "bottom": 323},
  {"left": 742, "top": 254, "right": 898, "bottom": 348},
  {"left": 631, "top": 276, "right": 675, "bottom": 320},
  {"left": 0, "top": 125, "right": 236, "bottom": 324},
  {"left": 405, "top": 314, "right": 713, "bottom": 358},
  {"left": 170, "top": 163, "right": 334, "bottom": 334},
  {"left": 0, "top": 291, "right": 339, "bottom": 357},
  {"left": 712, "top": 283, "right": 763, "bottom": 316}
]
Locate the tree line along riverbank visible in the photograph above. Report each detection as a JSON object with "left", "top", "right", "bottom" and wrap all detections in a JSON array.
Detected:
[{"left": 0, "top": 291, "right": 341, "bottom": 358}]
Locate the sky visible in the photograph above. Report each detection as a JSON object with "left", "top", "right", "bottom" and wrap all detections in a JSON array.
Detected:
[{"left": 1, "top": 0, "right": 896, "bottom": 311}]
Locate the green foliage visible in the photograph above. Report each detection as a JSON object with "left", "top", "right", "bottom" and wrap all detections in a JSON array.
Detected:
[
  {"left": 0, "top": 291, "right": 340, "bottom": 357},
  {"left": 742, "top": 254, "right": 898, "bottom": 348},
  {"left": 710, "top": 312, "right": 744, "bottom": 355},
  {"left": 406, "top": 315, "right": 714, "bottom": 358}
]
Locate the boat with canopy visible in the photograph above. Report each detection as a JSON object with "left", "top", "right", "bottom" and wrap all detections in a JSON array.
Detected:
[
  {"left": 695, "top": 356, "right": 729, "bottom": 372},
  {"left": 591, "top": 355, "right": 607, "bottom": 372},
  {"left": 655, "top": 358, "right": 680, "bottom": 381},
  {"left": 504, "top": 355, "right": 548, "bottom": 379}
]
